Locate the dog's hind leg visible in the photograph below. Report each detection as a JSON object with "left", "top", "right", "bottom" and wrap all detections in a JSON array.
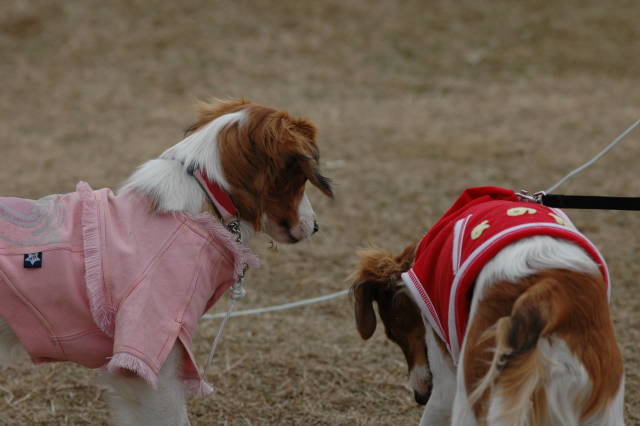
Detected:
[
  {"left": 0, "top": 317, "right": 26, "bottom": 366},
  {"left": 102, "top": 343, "right": 191, "bottom": 426}
]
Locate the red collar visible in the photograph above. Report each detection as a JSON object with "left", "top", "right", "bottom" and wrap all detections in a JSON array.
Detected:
[{"left": 192, "top": 169, "right": 238, "bottom": 222}]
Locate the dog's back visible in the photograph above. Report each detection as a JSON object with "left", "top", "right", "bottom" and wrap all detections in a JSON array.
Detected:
[{"left": 460, "top": 240, "right": 625, "bottom": 426}]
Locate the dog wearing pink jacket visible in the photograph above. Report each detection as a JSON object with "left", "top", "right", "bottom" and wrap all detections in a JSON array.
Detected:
[{"left": 0, "top": 100, "right": 333, "bottom": 426}]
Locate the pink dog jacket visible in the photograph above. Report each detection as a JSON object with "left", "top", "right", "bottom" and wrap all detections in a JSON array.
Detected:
[
  {"left": 0, "top": 182, "right": 257, "bottom": 393},
  {"left": 401, "top": 187, "right": 609, "bottom": 364}
]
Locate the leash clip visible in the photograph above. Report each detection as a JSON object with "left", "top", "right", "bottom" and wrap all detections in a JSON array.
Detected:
[
  {"left": 517, "top": 189, "right": 545, "bottom": 204},
  {"left": 226, "top": 218, "right": 242, "bottom": 243},
  {"left": 230, "top": 278, "right": 247, "bottom": 300}
]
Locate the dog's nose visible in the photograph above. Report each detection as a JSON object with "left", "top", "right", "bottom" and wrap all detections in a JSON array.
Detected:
[
  {"left": 312, "top": 221, "right": 319, "bottom": 234},
  {"left": 414, "top": 388, "right": 430, "bottom": 406}
]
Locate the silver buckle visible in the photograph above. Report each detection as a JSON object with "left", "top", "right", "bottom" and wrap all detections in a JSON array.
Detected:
[{"left": 516, "top": 190, "right": 544, "bottom": 204}]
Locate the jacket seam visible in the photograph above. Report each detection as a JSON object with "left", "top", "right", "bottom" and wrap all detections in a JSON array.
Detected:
[{"left": 111, "top": 223, "right": 186, "bottom": 312}]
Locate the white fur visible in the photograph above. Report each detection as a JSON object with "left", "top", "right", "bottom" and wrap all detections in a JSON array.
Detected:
[
  {"left": 101, "top": 344, "right": 191, "bottom": 426},
  {"left": 479, "top": 337, "right": 593, "bottom": 426},
  {"left": 409, "top": 364, "right": 432, "bottom": 399},
  {"left": 121, "top": 158, "right": 205, "bottom": 215},
  {"left": 415, "top": 236, "right": 625, "bottom": 425},
  {"left": 588, "top": 377, "right": 626, "bottom": 426},
  {"left": 539, "top": 339, "right": 624, "bottom": 426},
  {"left": 450, "top": 337, "right": 477, "bottom": 426},
  {"left": 419, "top": 325, "right": 456, "bottom": 426},
  {"left": 120, "top": 111, "right": 246, "bottom": 214},
  {"left": 160, "top": 110, "right": 246, "bottom": 191},
  {"left": 291, "top": 194, "right": 316, "bottom": 241},
  {"left": 536, "top": 337, "right": 590, "bottom": 426}
]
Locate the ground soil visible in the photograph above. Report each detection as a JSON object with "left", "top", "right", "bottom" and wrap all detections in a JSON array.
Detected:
[{"left": 0, "top": 1, "right": 638, "bottom": 424}]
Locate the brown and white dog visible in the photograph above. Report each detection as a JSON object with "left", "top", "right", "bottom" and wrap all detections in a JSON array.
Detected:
[
  {"left": 352, "top": 189, "right": 624, "bottom": 426},
  {"left": 0, "top": 99, "right": 333, "bottom": 425}
]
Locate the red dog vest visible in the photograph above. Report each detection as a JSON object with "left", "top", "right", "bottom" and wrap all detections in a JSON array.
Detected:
[{"left": 401, "top": 187, "right": 609, "bottom": 364}]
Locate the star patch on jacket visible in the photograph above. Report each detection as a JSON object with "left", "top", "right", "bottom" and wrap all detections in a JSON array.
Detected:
[{"left": 23, "top": 252, "right": 42, "bottom": 268}]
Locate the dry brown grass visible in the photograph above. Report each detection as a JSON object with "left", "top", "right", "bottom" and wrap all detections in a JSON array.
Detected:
[{"left": 0, "top": 0, "right": 639, "bottom": 424}]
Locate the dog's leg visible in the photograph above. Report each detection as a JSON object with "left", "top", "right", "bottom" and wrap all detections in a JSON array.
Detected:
[
  {"left": 419, "top": 326, "right": 456, "bottom": 426},
  {"left": 594, "top": 376, "right": 626, "bottom": 426},
  {"left": 103, "top": 343, "right": 191, "bottom": 426},
  {"left": 450, "top": 350, "right": 477, "bottom": 426},
  {"left": 0, "top": 317, "right": 27, "bottom": 366}
]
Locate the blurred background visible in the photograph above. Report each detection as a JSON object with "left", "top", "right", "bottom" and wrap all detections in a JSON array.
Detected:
[{"left": 1, "top": 1, "right": 638, "bottom": 424}]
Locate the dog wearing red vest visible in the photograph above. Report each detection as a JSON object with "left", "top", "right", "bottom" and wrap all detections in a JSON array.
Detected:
[
  {"left": 352, "top": 187, "right": 624, "bottom": 426},
  {"left": 0, "top": 99, "right": 333, "bottom": 426}
]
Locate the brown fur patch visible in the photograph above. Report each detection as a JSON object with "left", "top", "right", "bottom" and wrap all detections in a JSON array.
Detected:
[
  {"left": 349, "top": 242, "right": 417, "bottom": 285},
  {"left": 464, "top": 270, "right": 623, "bottom": 422}
]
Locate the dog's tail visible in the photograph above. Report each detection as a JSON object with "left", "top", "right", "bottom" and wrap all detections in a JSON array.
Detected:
[{"left": 467, "top": 270, "right": 624, "bottom": 426}]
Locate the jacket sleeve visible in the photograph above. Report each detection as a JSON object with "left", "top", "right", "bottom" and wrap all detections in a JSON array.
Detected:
[
  {"left": 105, "top": 232, "right": 208, "bottom": 387},
  {"left": 105, "top": 233, "right": 236, "bottom": 389}
]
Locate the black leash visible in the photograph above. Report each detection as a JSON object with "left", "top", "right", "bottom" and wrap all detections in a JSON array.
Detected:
[
  {"left": 540, "top": 194, "right": 640, "bottom": 211},
  {"left": 518, "top": 190, "right": 640, "bottom": 211}
]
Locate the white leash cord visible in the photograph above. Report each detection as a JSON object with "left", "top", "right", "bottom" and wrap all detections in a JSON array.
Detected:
[
  {"left": 545, "top": 118, "right": 640, "bottom": 194},
  {"left": 202, "top": 272, "right": 247, "bottom": 381},
  {"left": 203, "top": 298, "right": 237, "bottom": 375},
  {"left": 200, "top": 285, "right": 348, "bottom": 384},
  {"left": 202, "top": 289, "right": 349, "bottom": 320}
]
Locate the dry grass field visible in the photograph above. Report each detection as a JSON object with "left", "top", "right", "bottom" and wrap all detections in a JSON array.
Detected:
[{"left": 1, "top": 0, "right": 639, "bottom": 424}]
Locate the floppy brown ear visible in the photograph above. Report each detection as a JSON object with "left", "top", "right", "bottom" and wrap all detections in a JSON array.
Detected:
[
  {"left": 352, "top": 281, "right": 378, "bottom": 340},
  {"left": 296, "top": 155, "right": 334, "bottom": 198},
  {"left": 286, "top": 119, "right": 333, "bottom": 198},
  {"left": 350, "top": 244, "right": 417, "bottom": 340}
]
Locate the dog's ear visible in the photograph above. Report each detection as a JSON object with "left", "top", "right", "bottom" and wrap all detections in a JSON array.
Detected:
[
  {"left": 284, "top": 119, "right": 333, "bottom": 198},
  {"left": 352, "top": 281, "right": 379, "bottom": 340},
  {"left": 350, "top": 244, "right": 417, "bottom": 340},
  {"left": 294, "top": 154, "right": 334, "bottom": 198}
]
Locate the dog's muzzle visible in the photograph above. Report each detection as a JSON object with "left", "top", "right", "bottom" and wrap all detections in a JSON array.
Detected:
[{"left": 414, "top": 384, "right": 432, "bottom": 405}]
